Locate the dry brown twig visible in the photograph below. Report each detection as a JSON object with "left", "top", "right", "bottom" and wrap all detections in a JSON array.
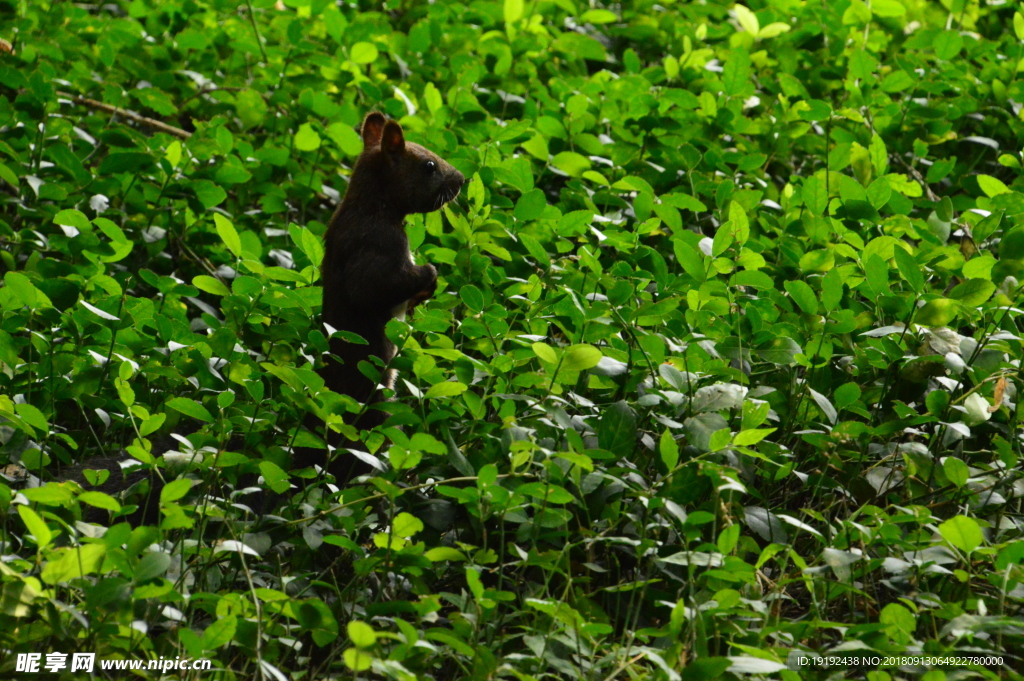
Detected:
[
  {"left": 56, "top": 91, "right": 192, "bottom": 139},
  {"left": 52, "top": 89, "right": 336, "bottom": 204}
]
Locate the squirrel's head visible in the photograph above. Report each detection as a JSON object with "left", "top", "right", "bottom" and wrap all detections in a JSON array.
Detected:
[{"left": 356, "top": 112, "right": 465, "bottom": 215}]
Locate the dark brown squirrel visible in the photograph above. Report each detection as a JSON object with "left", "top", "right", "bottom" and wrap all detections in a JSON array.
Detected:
[
  {"left": 33, "top": 115, "right": 462, "bottom": 527},
  {"left": 297, "top": 112, "right": 464, "bottom": 482}
]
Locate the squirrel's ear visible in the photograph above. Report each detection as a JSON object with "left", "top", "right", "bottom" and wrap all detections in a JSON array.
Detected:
[
  {"left": 381, "top": 120, "right": 406, "bottom": 154},
  {"left": 360, "top": 112, "right": 387, "bottom": 148}
]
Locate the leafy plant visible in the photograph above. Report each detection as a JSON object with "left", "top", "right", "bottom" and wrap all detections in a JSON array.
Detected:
[{"left": 0, "top": 0, "right": 1022, "bottom": 679}]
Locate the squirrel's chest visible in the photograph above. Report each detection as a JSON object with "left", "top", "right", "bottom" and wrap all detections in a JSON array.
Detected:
[{"left": 389, "top": 249, "right": 417, "bottom": 321}]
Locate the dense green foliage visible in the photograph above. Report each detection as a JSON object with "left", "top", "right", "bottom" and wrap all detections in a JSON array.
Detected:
[{"left": 1, "top": 0, "right": 1023, "bottom": 678}]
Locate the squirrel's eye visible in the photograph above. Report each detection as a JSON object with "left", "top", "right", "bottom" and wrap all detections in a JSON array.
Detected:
[{"left": 424, "top": 160, "right": 437, "bottom": 174}]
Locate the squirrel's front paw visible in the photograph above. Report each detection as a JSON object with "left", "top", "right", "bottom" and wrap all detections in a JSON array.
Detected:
[{"left": 407, "top": 265, "right": 437, "bottom": 314}]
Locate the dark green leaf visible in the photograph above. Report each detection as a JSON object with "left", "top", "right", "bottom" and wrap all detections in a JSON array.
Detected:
[{"left": 597, "top": 401, "right": 636, "bottom": 458}]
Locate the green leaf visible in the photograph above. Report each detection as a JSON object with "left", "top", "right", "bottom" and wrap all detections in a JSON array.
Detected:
[
  {"left": 722, "top": 50, "right": 751, "bottom": 97},
  {"left": 504, "top": 0, "right": 524, "bottom": 23},
  {"left": 731, "top": 270, "right": 775, "bottom": 290},
  {"left": 708, "top": 428, "right": 732, "bottom": 451},
  {"left": 0, "top": 162, "right": 18, "bottom": 188},
  {"left": 392, "top": 512, "right": 424, "bottom": 539},
  {"left": 871, "top": 0, "right": 906, "bottom": 17},
  {"left": 214, "top": 214, "right": 242, "bottom": 256},
  {"left": 866, "top": 177, "right": 891, "bottom": 209},
  {"left": 916, "top": 298, "right": 959, "bottom": 327},
  {"left": 1000, "top": 227, "right": 1024, "bottom": 259},
  {"left": 733, "top": 4, "right": 759, "bottom": 34},
  {"left": 581, "top": 9, "right": 618, "bottom": 23},
  {"left": 41, "top": 545, "right": 106, "bottom": 585},
  {"left": 962, "top": 255, "right": 995, "bottom": 281},
  {"left": 554, "top": 32, "right": 606, "bottom": 61},
  {"left": 727, "top": 200, "right": 749, "bottom": 245},
  {"left": 54, "top": 209, "right": 91, "bottom": 231},
  {"left": 926, "top": 389, "right": 950, "bottom": 416},
  {"left": 561, "top": 344, "right": 602, "bottom": 372},
  {"left": 15, "top": 403, "right": 49, "bottom": 433},
  {"left": 659, "top": 429, "right": 679, "bottom": 470},
  {"left": 798, "top": 100, "right": 832, "bottom": 122},
  {"left": 192, "top": 275, "right": 231, "bottom": 296},
  {"left": 942, "top": 457, "right": 969, "bottom": 488},
  {"left": 733, "top": 428, "right": 776, "bottom": 446},
  {"left": 134, "top": 551, "right": 172, "bottom": 581},
  {"left": 933, "top": 30, "right": 963, "bottom": 60},
  {"left": 194, "top": 180, "right": 227, "bottom": 209},
  {"left": 350, "top": 42, "right": 378, "bottom": 64},
  {"left": 424, "top": 82, "right": 444, "bottom": 113},
  {"left": 974, "top": 210, "right": 1003, "bottom": 242},
  {"left": 517, "top": 482, "right": 574, "bottom": 504},
  {"left": 926, "top": 211, "right": 951, "bottom": 244},
  {"left": 235, "top": 89, "right": 267, "bottom": 129},
  {"left": 662, "top": 193, "right": 706, "bottom": 212},
  {"left": 292, "top": 225, "right": 324, "bottom": 266},
  {"left": 201, "top": 616, "right": 238, "bottom": 651},
  {"left": 166, "top": 397, "right": 213, "bottom": 422},
  {"left": 77, "top": 491, "right": 121, "bottom": 512},
  {"left": 460, "top": 284, "right": 484, "bottom": 312},
  {"left": 949, "top": 279, "right": 996, "bottom": 307},
  {"left": 519, "top": 233, "right": 550, "bottom": 267},
  {"left": 344, "top": 648, "right": 372, "bottom": 672},
  {"left": 532, "top": 342, "right": 558, "bottom": 364},
  {"left": 674, "top": 239, "right": 707, "bottom": 281},
  {"left": 879, "top": 602, "right": 915, "bottom": 640},
  {"left": 758, "top": 22, "right": 790, "bottom": 38},
  {"left": 927, "top": 157, "right": 957, "bottom": 183},
  {"left": 784, "top": 280, "right": 818, "bottom": 315},
  {"left": 821, "top": 269, "right": 844, "bottom": 312},
  {"left": 755, "top": 336, "right": 802, "bottom": 365},
  {"left": 425, "top": 547, "right": 467, "bottom": 562},
  {"left": 597, "top": 401, "right": 636, "bottom": 458},
  {"left": 835, "top": 383, "right": 861, "bottom": 411},
  {"left": 712, "top": 223, "right": 734, "bottom": 256},
  {"left": 802, "top": 176, "right": 828, "bottom": 216},
  {"left": 160, "top": 478, "right": 193, "bottom": 503},
  {"left": 864, "top": 254, "right": 890, "bottom": 297},
  {"left": 18, "top": 505, "right": 52, "bottom": 548},
  {"left": 294, "top": 123, "right": 322, "bottom": 151},
  {"left": 425, "top": 381, "right": 468, "bottom": 398},
  {"left": 259, "top": 461, "right": 290, "bottom": 494},
  {"left": 325, "top": 122, "right": 362, "bottom": 156},
  {"left": 514, "top": 189, "right": 547, "bottom": 220},
  {"left": 165, "top": 140, "right": 182, "bottom": 168},
  {"left": 869, "top": 134, "right": 887, "bottom": 175},
  {"left": 977, "top": 175, "right": 1009, "bottom": 197},
  {"left": 133, "top": 88, "right": 177, "bottom": 115},
  {"left": 938, "top": 515, "right": 982, "bottom": 553},
  {"left": 893, "top": 246, "right": 924, "bottom": 293},
  {"left": 94, "top": 218, "right": 130, "bottom": 248},
  {"left": 552, "top": 151, "right": 590, "bottom": 177},
  {"left": 348, "top": 621, "right": 377, "bottom": 648},
  {"left": 115, "top": 377, "right": 134, "bottom": 407},
  {"left": 5, "top": 272, "right": 51, "bottom": 309},
  {"left": 885, "top": 173, "right": 922, "bottom": 197}
]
